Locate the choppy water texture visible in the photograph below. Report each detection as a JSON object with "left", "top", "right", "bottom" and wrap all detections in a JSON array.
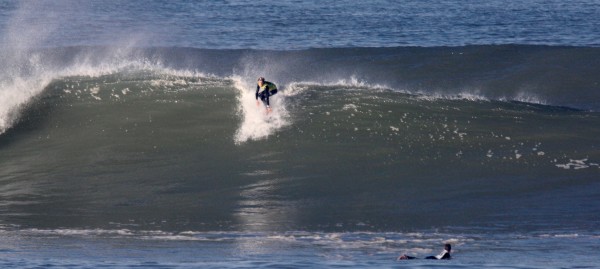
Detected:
[
  {"left": 1, "top": 0, "right": 599, "bottom": 48},
  {"left": 0, "top": 1, "right": 599, "bottom": 268}
]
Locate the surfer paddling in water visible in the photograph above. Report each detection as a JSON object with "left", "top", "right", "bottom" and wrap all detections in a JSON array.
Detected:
[
  {"left": 398, "top": 243, "right": 452, "bottom": 260},
  {"left": 256, "top": 77, "right": 278, "bottom": 113}
]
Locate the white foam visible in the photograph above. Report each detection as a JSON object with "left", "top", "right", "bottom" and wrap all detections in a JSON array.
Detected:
[
  {"left": 342, "top": 104, "right": 358, "bottom": 111},
  {"left": 416, "top": 91, "right": 489, "bottom": 102},
  {"left": 512, "top": 91, "right": 547, "bottom": 106},
  {"left": 24, "top": 228, "right": 134, "bottom": 237},
  {"left": 284, "top": 76, "right": 391, "bottom": 97},
  {"left": 329, "top": 76, "right": 390, "bottom": 90},
  {"left": 555, "top": 158, "right": 596, "bottom": 170},
  {"left": 539, "top": 233, "right": 580, "bottom": 238},
  {"left": 0, "top": 74, "right": 53, "bottom": 133},
  {"left": 89, "top": 86, "right": 102, "bottom": 100}
]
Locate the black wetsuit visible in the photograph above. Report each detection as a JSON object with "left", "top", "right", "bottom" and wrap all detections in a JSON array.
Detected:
[
  {"left": 256, "top": 82, "right": 277, "bottom": 106},
  {"left": 401, "top": 250, "right": 450, "bottom": 260},
  {"left": 425, "top": 250, "right": 451, "bottom": 260}
]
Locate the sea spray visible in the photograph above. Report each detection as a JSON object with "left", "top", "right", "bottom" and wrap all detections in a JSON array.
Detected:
[
  {"left": 0, "top": 1, "right": 54, "bottom": 134},
  {"left": 0, "top": 56, "right": 155, "bottom": 134},
  {"left": 0, "top": 72, "right": 53, "bottom": 134},
  {"left": 0, "top": 1, "right": 138, "bottom": 135}
]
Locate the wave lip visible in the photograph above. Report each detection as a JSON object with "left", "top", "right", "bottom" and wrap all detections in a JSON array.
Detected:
[{"left": 3, "top": 44, "right": 600, "bottom": 137}]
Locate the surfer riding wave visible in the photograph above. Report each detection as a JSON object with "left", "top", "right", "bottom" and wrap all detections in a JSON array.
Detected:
[{"left": 256, "top": 77, "right": 278, "bottom": 113}]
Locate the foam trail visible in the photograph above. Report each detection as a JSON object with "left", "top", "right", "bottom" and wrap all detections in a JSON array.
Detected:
[{"left": 233, "top": 76, "right": 290, "bottom": 144}]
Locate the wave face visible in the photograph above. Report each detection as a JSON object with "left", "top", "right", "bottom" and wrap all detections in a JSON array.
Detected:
[{"left": 0, "top": 46, "right": 599, "bottom": 234}]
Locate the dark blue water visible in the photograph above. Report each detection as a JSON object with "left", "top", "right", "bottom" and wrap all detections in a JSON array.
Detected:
[
  {"left": 2, "top": 0, "right": 600, "bottom": 49},
  {"left": 0, "top": 1, "right": 599, "bottom": 268}
]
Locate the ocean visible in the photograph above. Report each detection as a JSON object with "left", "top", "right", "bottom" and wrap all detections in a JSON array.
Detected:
[{"left": 0, "top": 1, "right": 599, "bottom": 268}]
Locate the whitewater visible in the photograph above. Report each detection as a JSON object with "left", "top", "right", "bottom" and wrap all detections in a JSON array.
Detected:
[{"left": 1, "top": 1, "right": 600, "bottom": 268}]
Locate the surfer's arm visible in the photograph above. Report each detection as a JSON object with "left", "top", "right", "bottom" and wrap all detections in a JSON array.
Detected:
[
  {"left": 435, "top": 250, "right": 448, "bottom": 259},
  {"left": 255, "top": 85, "right": 259, "bottom": 99}
]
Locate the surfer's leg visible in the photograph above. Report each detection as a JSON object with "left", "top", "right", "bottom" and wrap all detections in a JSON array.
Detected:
[
  {"left": 259, "top": 93, "right": 269, "bottom": 107},
  {"left": 260, "top": 92, "right": 270, "bottom": 107}
]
